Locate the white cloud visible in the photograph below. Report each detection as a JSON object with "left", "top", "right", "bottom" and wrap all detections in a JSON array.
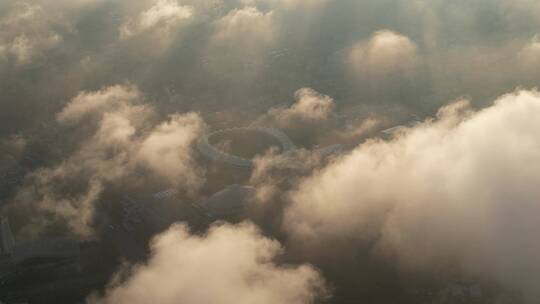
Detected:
[
  {"left": 120, "top": 0, "right": 194, "bottom": 40},
  {"left": 284, "top": 88, "right": 334, "bottom": 120},
  {"left": 213, "top": 6, "right": 275, "bottom": 47},
  {"left": 348, "top": 30, "right": 418, "bottom": 80},
  {"left": 278, "top": 0, "right": 327, "bottom": 8},
  {"left": 204, "top": 6, "right": 277, "bottom": 80},
  {"left": 57, "top": 84, "right": 142, "bottom": 124},
  {"left": 284, "top": 89, "right": 540, "bottom": 299},
  {"left": 7, "top": 35, "right": 32, "bottom": 63},
  {"left": 519, "top": 34, "right": 540, "bottom": 67},
  {"left": 0, "top": 1, "right": 65, "bottom": 65},
  {"left": 90, "top": 222, "right": 327, "bottom": 304},
  {"left": 242, "top": 0, "right": 327, "bottom": 10},
  {"left": 137, "top": 113, "right": 205, "bottom": 191},
  {"left": 267, "top": 88, "right": 334, "bottom": 124},
  {"left": 12, "top": 85, "right": 205, "bottom": 238}
]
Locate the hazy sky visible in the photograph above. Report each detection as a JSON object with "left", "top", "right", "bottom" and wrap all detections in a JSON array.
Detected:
[{"left": 1, "top": 0, "right": 540, "bottom": 303}]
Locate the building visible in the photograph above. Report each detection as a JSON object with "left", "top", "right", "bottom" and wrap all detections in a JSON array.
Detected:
[
  {"left": 196, "top": 184, "right": 256, "bottom": 219},
  {"left": 197, "top": 127, "right": 295, "bottom": 168},
  {"left": 0, "top": 218, "right": 14, "bottom": 258},
  {"left": 0, "top": 217, "right": 87, "bottom": 303}
]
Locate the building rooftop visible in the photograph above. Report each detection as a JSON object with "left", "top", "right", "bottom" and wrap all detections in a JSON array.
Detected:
[
  {"left": 198, "top": 185, "right": 256, "bottom": 218},
  {"left": 12, "top": 239, "right": 80, "bottom": 265}
]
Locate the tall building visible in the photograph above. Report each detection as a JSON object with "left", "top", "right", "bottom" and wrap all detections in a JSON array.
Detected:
[{"left": 0, "top": 217, "right": 14, "bottom": 258}]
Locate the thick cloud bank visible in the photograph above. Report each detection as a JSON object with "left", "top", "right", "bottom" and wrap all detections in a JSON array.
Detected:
[
  {"left": 91, "top": 222, "right": 327, "bottom": 304},
  {"left": 3, "top": 0, "right": 540, "bottom": 301},
  {"left": 284, "top": 89, "right": 540, "bottom": 299}
]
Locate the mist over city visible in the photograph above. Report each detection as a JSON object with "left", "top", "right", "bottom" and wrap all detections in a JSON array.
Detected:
[{"left": 1, "top": 0, "right": 540, "bottom": 303}]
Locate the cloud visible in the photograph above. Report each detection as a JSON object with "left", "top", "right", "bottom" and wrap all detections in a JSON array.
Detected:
[
  {"left": 348, "top": 30, "right": 418, "bottom": 81},
  {"left": 519, "top": 34, "right": 540, "bottom": 67},
  {"left": 90, "top": 222, "right": 327, "bottom": 304},
  {"left": 269, "top": 88, "right": 334, "bottom": 123},
  {"left": 10, "top": 84, "right": 205, "bottom": 238},
  {"left": 1, "top": 0, "right": 540, "bottom": 301},
  {"left": 213, "top": 6, "right": 275, "bottom": 45},
  {"left": 283, "top": 89, "right": 540, "bottom": 299},
  {"left": 0, "top": 1, "right": 65, "bottom": 65},
  {"left": 243, "top": 0, "right": 327, "bottom": 10},
  {"left": 119, "top": 0, "right": 194, "bottom": 40},
  {"left": 278, "top": 0, "right": 327, "bottom": 9},
  {"left": 56, "top": 84, "right": 143, "bottom": 124},
  {"left": 205, "top": 6, "right": 277, "bottom": 80},
  {"left": 252, "top": 88, "right": 338, "bottom": 148},
  {"left": 3, "top": 33, "right": 61, "bottom": 64},
  {"left": 251, "top": 148, "right": 322, "bottom": 204},
  {"left": 136, "top": 113, "right": 205, "bottom": 191}
]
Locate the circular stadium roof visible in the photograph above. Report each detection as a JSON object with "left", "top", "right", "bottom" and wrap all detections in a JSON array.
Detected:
[{"left": 197, "top": 127, "right": 295, "bottom": 168}]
